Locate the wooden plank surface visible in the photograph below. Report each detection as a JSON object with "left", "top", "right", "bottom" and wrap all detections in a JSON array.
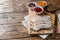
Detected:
[
  {"left": 0, "top": 0, "right": 60, "bottom": 40},
  {"left": 0, "top": 11, "right": 59, "bottom": 40}
]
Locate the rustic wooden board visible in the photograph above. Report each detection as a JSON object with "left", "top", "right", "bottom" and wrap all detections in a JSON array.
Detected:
[{"left": 29, "top": 8, "right": 55, "bottom": 34}]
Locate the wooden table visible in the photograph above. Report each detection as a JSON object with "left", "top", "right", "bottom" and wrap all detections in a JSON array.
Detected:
[{"left": 0, "top": 11, "right": 60, "bottom": 40}]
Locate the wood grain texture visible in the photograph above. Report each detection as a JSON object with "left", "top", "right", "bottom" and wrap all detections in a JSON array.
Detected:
[
  {"left": 0, "top": 11, "right": 59, "bottom": 40},
  {"left": 0, "top": 0, "right": 60, "bottom": 40}
]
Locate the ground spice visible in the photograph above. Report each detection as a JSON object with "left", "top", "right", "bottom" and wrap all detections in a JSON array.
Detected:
[{"left": 37, "top": 1, "right": 47, "bottom": 7}]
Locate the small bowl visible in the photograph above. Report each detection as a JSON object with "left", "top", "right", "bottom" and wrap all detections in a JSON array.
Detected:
[
  {"left": 28, "top": 2, "right": 37, "bottom": 9},
  {"left": 37, "top": 1, "right": 47, "bottom": 7},
  {"left": 33, "top": 6, "right": 44, "bottom": 14}
]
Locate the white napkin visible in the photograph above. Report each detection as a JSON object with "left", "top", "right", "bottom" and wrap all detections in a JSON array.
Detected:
[
  {"left": 22, "top": 15, "right": 48, "bottom": 39},
  {"left": 39, "top": 35, "right": 48, "bottom": 39},
  {"left": 22, "top": 15, "right": 30, "bottom": 30}
]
